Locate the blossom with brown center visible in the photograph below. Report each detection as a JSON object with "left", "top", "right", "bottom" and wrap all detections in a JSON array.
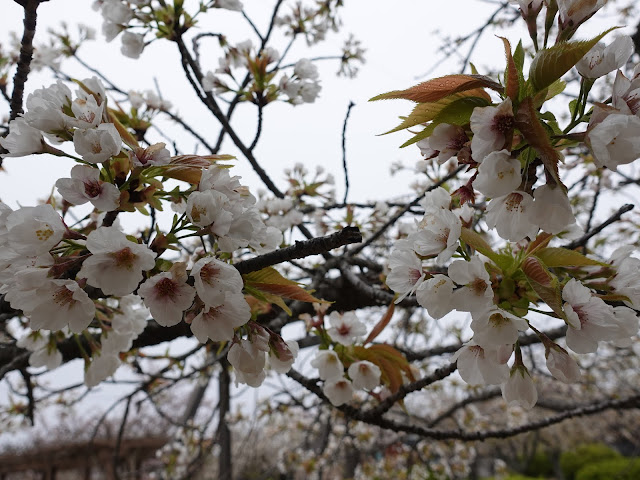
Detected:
[{"left": 139, "top": 266, "right": 196, "bottom": 327}]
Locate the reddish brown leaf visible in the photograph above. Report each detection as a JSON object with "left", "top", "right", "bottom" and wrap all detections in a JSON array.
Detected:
[
  {"left": 370, "top": 74, "right": 499, "bottom": 104},
  {"left": 364, "top": 302, "right": 395, "bottom": 345},
  {"left": 498, "top": 36, "right": 519, "bottom": 102},
  {"left": 163, "top": 154, "right": 235, "bottom": 184}
]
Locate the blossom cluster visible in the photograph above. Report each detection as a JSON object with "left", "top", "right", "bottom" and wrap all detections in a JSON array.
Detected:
[
  {"left": 383, "top": 2, "right": 640, "bottom": 409},
  {"left": 0, "top": 75, "right": 297, "bottom": 387}
]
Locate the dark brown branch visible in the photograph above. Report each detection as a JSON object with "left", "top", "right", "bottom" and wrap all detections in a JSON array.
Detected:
[
  {"left": 564, "top": 203, "right": 634, "bottom": 250},
  {"left": 287, "top": 368, "right": 640, "bottom": 441},
  {"left": 234, "top": 227, "right": 362, "bottom": 275},
  {"left": 9, "top": 0, "right": 42, "bottom": 121}
]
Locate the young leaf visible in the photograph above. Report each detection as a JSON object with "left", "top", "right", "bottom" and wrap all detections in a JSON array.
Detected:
[
  {"left": 370, "top": 74, "right": 499, "bottom": 103},
  {"left": 514, "top": 97, "right": 566, "bottom": 191},
  {"left": 498, "top": 36, "right": 519, "bottom": 102},
  {"left": 535, "top": 247, "right": 608, "bottom": 267},
  {"left": 399, "top": 96, "right": 489, "bottom": 148},
  {"left": 528, "top": 27, "right": 618, "bottom": 92},
  {"left": 364, "top": 302, "right": 395, "bottom": 345},
  {"left": 522, "top": 257, "right": 565, "bottom": 319},
  {"left": 381, "top": 89, "right": 489, "bottom": 135},
  {"left": 163, "top": 154, "right": 235, "bottom": 184}
]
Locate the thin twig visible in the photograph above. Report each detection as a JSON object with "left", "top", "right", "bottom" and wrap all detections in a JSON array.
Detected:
[
  {"left": 564, "top": 203, "right": 634, "bottom": 250},
  {"left": 341, "top": 101, "right": 355, "bottom": 204}
]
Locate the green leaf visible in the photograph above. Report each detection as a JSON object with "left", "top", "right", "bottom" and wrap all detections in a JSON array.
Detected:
[
  {"left": 528, "top": 27, "right": 618, "bottom": 92},
  {"left": 535, "top": 247, "right": 608, "bottom": 267},
  {"left": 380, "top": 89, "right": 489, "bottom": 135},
  {"left": 459, "top": 227, "right": 513, "bottom": 270},
  {"left": 545, "top": 79, "right": 567, "bottom": 101},
  {"left": 400, "top": 96, "right": 490, "bottom": 148}
]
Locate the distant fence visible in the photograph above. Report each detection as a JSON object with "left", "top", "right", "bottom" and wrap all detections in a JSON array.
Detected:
[{"left": 0, "top": 436, "right": 167, "bottom": 480}]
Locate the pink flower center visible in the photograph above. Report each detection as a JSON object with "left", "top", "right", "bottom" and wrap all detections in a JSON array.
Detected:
[
  {"left": 471, "top": 277, "right": 488, "bottom": 296},
  {"left": 409, "top": 268, "right": 422, "bottom": 285},
  {"left": 52, "top": 286, "right": 74, "bottom": 308},
  {"left": 493, "top": 114, "right": 514, "bottom": 134},
  {"left": 504, "top": 192, "right": 524, "bottom": 213},
  {"left": 337, "top": 323, "right": 351, "bottom": 337},
  {"left": 154, "top": 277, "right": 179, "bottom": 300},
  {"left": 437, "top": 228, "right": 451, "bottom": 247},
  {"left": 84, "top": 180, "right": 102, "bottom": 198},
  {"left": 200, "top": 263, "right": 220, "bottom": 286},
  {"left": 110, "top": 247, "right": 136, "bottom": 270},
  {"left": 469, "top": 345, "right": 485, "bottom": 359}
]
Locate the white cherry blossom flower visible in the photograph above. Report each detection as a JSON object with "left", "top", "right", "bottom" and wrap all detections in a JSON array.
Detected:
[
  {"left": 101, "top": 0, "right": 133, "bottom": 25},
  {"left": 448, "top": 256, "right": 494, "bottom": 312},
  {"left": 323, "top": 377, "right": 354, "bottom": 406},
  {"left": 6, "top": 204, "right": 65, "bottom": 256},
  {"left": 268, "top": 340, "right": 299, "bottom": 374},
  {"left": 29, "top": 346, "right": 63, "bottom": 371},
  {"left": 121, "top": 31, "right": 145, "bottom": 59},
  {"left": 186, "top": 190, "right": 233, "bottom": 234},
  {"left": 0, "top": 118, "right": 47, "bottom": 158},
  {"left": 612, "top": 70, "right": 640, "bottom": 117},
  {"left": 576, "top": 36, "right": 634, "bottom": 79},
  {"left": 138, "top": 265, "right": 196, "bottom": 327},
  {"left": 294, "top": 59, "right": 319, "bottom": 80},
  {"left": 29, "top": 279, "right": 96, "bottom": 333},
  {"left": 558, "top": 0, "right": 606, "bottom": 30},
  {"left": 470, "top": 98, "right": 514, "bottom": 162},
  {"left": 471, "top": 307, "right": 528, "bottom": 347},
  {"left": 509, "top": 0, "right": 543, "bottom": 16},
  {"left": 501, "top": 366, "right": 537, "bottom": 409},
  {"left": 73, "top": 124, "right": 122, "bottom": 164},
  {"left": 23, "top": 81, "right": 74, "bottom": 135},
  {"left": 416, "top": 274, "right": 455, "bottom": 319},
  {"left": 326, "top": 311, "right": 367, "bottom": 345},
  {"left": 413, "top": 209, "right": 462, "bottom": 264},
  {"left": 427, "top": 123, "right": 469, "bottom": 164},
  {"left": 452, "top": 342, "right": 510, "bottom": 386},
  {"left": 586, "top": 113, "right": 640, "bottom": 170},
  {"left": 531, "top": 183, "right": 577, "bottom": 234},
  {"left": 70, "top": 95, "right": 104, "bottom": 128},
  {"left": 190, "top": 292, "right": 251, "bottom": 343},
  {"left": 610, "top": 306, "right": 639, "bottom": 347},
  {"left": 485, "top": 191, "right": 538, "bottom": 242},
  {"left": 610, "top": 256, "right": 640, "bottom": 308},
  {"left": 215, "top": 0, "right": 243, "bottom": 12},
  {"left": 129, "top": 143, "right": 171, "bottom": 167},
  {"left": 386, "top": 245, "right": 425, "bottom": 303},
  {"left": 473, "top": 150, "right": 521, "bottom": 198},
  {"left": 563, "top": 278, "right": 620, "bottom": 353},
  {"left": 85, "top": 352, "right": 121, "bottom": 387},
  {"left": 310, "top": 350, "right": 344, "bottom": 380},
  {"left": 78, "top": 226, "right": 156, "bottom": 296},
  {"left": 228, "top": 339, "right": 266, "bottom": 387},
  {"left": 419, "top": 186, "right": 451, "bottom": 213},
  {"left": 191, "top": 256, "right": 243, "bottom": 309},
  {"left": 56, "top": 165, "right": 120, "bottom": 211},
  {"left": 545, "top": 344, "right": 581, "bottom": 383},
  {"left": 348, "top": 361, "right": 381, "bottom": 390}
]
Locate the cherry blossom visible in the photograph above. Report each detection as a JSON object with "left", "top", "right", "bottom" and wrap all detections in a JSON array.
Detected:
[
  {"left": 501, "top": 366, "right": 538, "bottom": 409},
  {"left": 415, "top": 274, "right": 455, "bottom": 319},
  {"left": 186, "top": 190, "right": 233, "bottom": 234},
  {"left": 190, "top": 292, "right": 251, "bottom": 343},
  {"left": 129, "top": 142, "right": 171, "bottom": 167},
  {"left": 73, "top": 123, "right": 122, "bottom": 164},
  {"left": 0, "top": 118, "right": 47, "bottom": 158},
  {"left": 413, "top": 209, "right": 462, "bottom": 264},
  {"left": 386, "top": 244, "right": 425, "bottom": 303},
  {"left": 610, "top": 255, "right": 640, "bottom": 308},
  {"left": 227, "top": 339, "right": 267, "bottom": 387},
  {"left": 310, "top": 350, "right": 344, "bottom": 380},
  {"left": 470, "top": 98, "right": 514, "bottom": 162},
  {"left": 191, "top": 256, "right": 244, "bottom": 309},
  {"left": 531, "top": 184, "right": 577, "bottom": 234},
  {"left": 29, "top": 279, "right": 96, "bottom": 333},
  {"left": 452, "top": 343, "right": 510, "bottom": 386},
  {"left": 55, "top": 164, "right": 120, "bottom": 211},
  {"left": 419, "top": 186, "right": 451, "bottom": 213},
  {"left": 326, "top": 311, "right": 367, "bottom": 345},
  {"left": 121, "top": 31, "right": 145, "bottom": 59},
  {"left": 348, "top": 361, "right": 381, "bottom": 390},
  {"left": 6, "top": 204, "right": 65, "bottom": 256},
  {"left": 85, "top": 352, "right": 121, "bottom": 388},
  {"left": 78, "top": 226, "right": 156, "bottom": 296},
  {"left": 485, "top": 191, "right": 538, "bottom": 242},
  {"left": 426, "top": 123, "right": 469, "bottom": 164},
  {"left": 138, "top": 264, "right": 196, "bottom": 327},
  {"left": 612, "top": 69, "right": 640, "bottom": 117},
  {"left": 473, "top": 150, "right": 521, "bottom": 198},
  {"left": 586, "top": 113, "right": 640, "bottom": 170},
  {"left": 545, "top": 344, "right": 581, "bottom": 383},
  {"left": 323, "top": 377, "right": 354, "bottom": 406},
  {"left": 576, "top": 36, "right": 634, "bottom": 79},
  {"left": 562, "top": 278, "right": 620, "bottom": 353},
  {"left": 268, "top": 340, "right": 299, "bottom": 374},
  {"left": 448, "top": 256, "right": 494, "bottom": 313},
  {"left": 470, "top": 307, "right": 528, "bottom": 347},
  {"left": 557, "top": 0, "right": 606, "bottom": 31}
]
